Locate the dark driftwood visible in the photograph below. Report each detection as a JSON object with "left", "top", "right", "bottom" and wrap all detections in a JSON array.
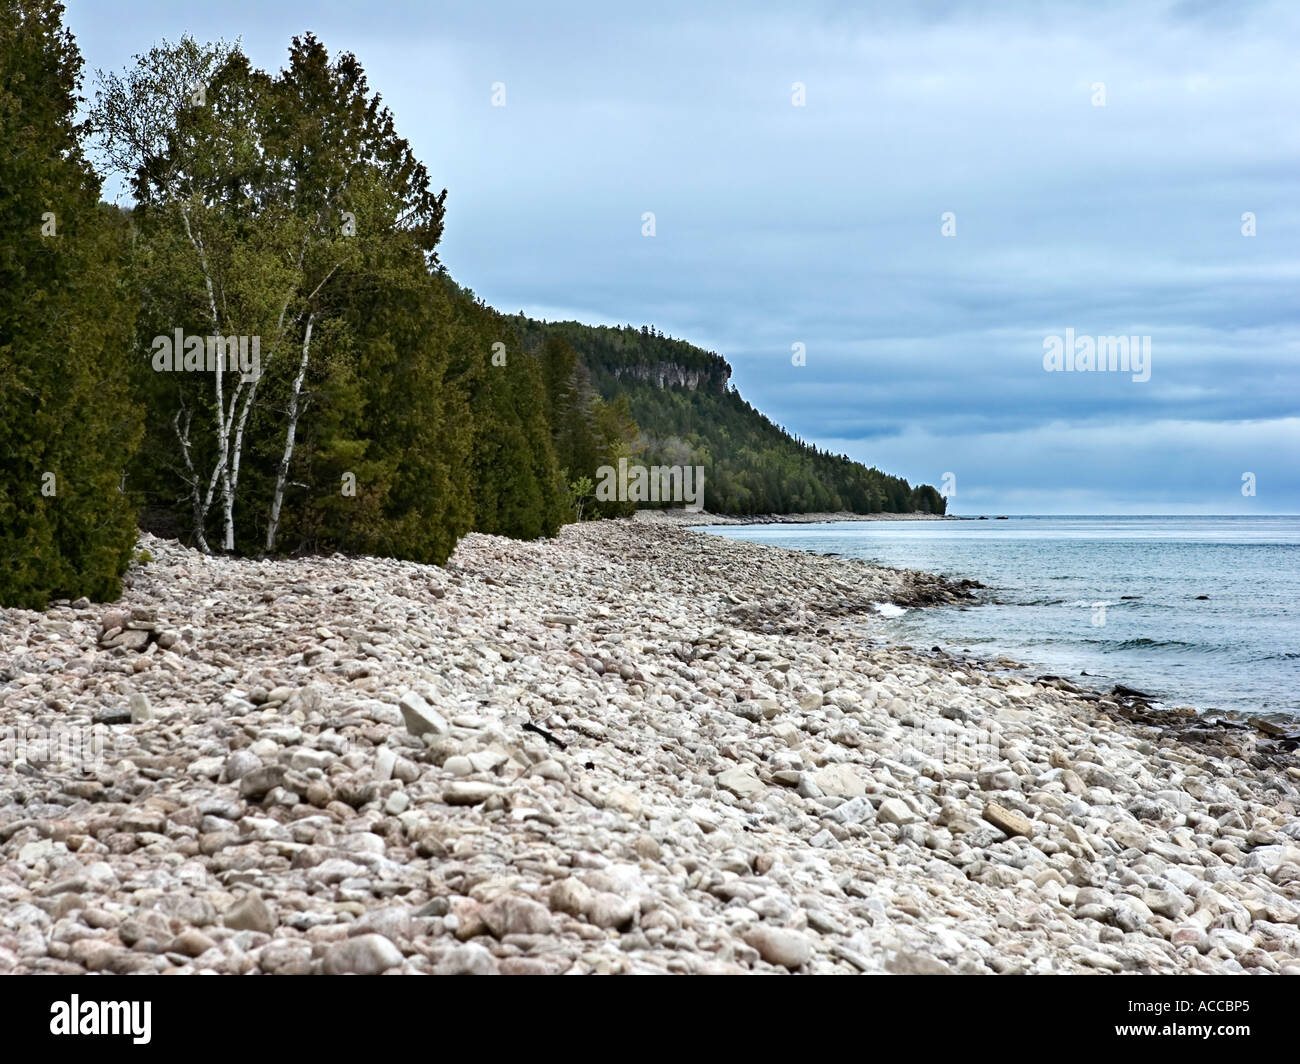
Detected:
[{"left": 523, "top": 721, "right": 567, "bottom": 749}]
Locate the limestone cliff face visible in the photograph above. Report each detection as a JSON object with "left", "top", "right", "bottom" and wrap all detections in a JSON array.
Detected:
[{"left": 609, "top": 360, "right": 730, "bottom": 393}]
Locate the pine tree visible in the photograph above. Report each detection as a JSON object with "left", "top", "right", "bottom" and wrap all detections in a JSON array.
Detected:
[
  {"left": 0, "top": 0, "right": 142, "bottom": 609},
  {"left": 94, "top": 34, "right": 451, "bottom": 555}
]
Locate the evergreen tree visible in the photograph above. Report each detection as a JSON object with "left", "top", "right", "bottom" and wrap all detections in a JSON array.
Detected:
[
  {"left": 514, "top": 317, "right": 945, "bottom": 516},
  {"left": 0, "top": 0, "right": 142, "bottom": 609},
  {"left": 95, "top": 35, "right": 469, "bottom": 562}
]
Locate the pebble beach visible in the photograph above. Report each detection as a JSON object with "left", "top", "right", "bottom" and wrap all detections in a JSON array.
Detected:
[{"left": 2, "top": 520, "right": 1298, "bottom": 975}]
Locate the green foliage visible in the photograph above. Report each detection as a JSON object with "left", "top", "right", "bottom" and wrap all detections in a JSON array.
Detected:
[
  {"left": 568, "top": 474, "right": 595, "bottom": 521},
  {"left": 2, "top": 15, "right": 941, "bottom": 613},
  {"left": 513, "top": 319, "right": 946, "bottom": 516},
  {"left": 534, "top": 332, "right": 637, "bottom": 519},
  {"left": 0, "top": 0, "right": 143, "bottom": 609},
  {"left": 96, "top": 34, "right": 465, "bottom": 561},
  {"left": 439, "top": 281, "right": 566, "bottom": 539}
]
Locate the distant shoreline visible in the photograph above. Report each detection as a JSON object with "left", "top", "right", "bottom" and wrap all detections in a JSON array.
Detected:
[{"left": 632, "top": 509, "right": 962, "bottom": 526}]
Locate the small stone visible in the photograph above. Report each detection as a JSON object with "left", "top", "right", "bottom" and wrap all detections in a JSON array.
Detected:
[
  {"left": 877, "top": 798, "right": 918, "bottom": 827},
  {"left": 128, "top": 692, "right": 152, "bottom": 723},
  {"left": 588, "top": 892, "right": 637, "bottom": 930},
  {"left": 886, "top": 950, "right": 953, "bottom": 975},
  {"left": 743, "top": 926, "right": 812, "bottom": 969},
  {"left": 443, "top": 755, "right": 473, "bottom": 777},
  {"left": 398, "top": 690, "right": 448, "bottom": 738},
  {"left": 605, "top": 789, "right": 642, "bottom": 816},
  {"left": 222, "top": 750, "right": 262, "bottom": 782},
  {"left": 433, "top": 942, "right": 498, "bottom": 975},
  {"left": 323, "top": 933, "right": 403, "bottom": 975},
  {"left": 828, "top": 796, "right": 875, "bottom": 825},
  {"left": 92, "top": 707, "right": 131, "bottom": 725},
  {"left": 259, "top": 942, "right": 313, "bottom": 975},
  {"left": 717, "top": 766, "right": 765, "bottom": 799},
  {"left": 239, "top": 765, "right": 286, "bottom": 800},
  {"left": 288, "top": 748, "right": 334, "bottom": 772},
  {"left": 481, "top": 895, "right": 553, "bottom": 938},
  {"left": 223, "top": 892, "right": 275, "bottom": 934},
  {"left": 1108, "top": 821, "right": 1149, "bottom": 851},
  {"left": 633, "top": 835, "right": 662, "bottom": 861},
  {"left": 982, "top": 801, "right": 1032, "bottom": 838},
  {"left": 167, "top": 929, "right": 216, "bottom": 958},
  {"left": 1144, "top": 889, "right": 1188, "bottom": 920},
  {"left": 442, "top": 781, "right": 499, "bottom": 806},
  {"left": 814, "top": 764, "right": 866, "bottom": 798},
  {"left": 115, "top": 628, "right": 148, "bottom": 650},
  {"left": 352, "top": 907, "right": 413, "bottom": 942},
  {"left": 69, "top": 938, "right": 125, "bottom": 972},
  {"left": 548, "top": 878, "right": 594, "bottom": 918},
  {"left": 283, "top": 685, "right": 322, "bottom": 714},
  {"left": 533, "top": 759, "right": 567, "bottom": 781},
  {"left": 305, "top": 781, "right": 332, "bottom": 807},
  {"left": 19, "top": 839, "right": 56, "bottom": 863}
]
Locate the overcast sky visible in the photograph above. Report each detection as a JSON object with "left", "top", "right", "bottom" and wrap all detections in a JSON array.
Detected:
[{"left": 67, "top": 0, "right": 1300, "bottom": 513}]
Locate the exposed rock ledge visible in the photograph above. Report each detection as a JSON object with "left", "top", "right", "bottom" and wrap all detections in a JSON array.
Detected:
[{"left": 0, "top": 521, "right": 1297, "bottom": 975}]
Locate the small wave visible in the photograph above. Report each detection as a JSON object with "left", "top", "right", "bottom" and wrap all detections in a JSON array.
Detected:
[
  {"left": 873, "top": 602, "right": 908, "bottom": 618},
  {"left": 1108, "top": 637, "right": 1203, "bottom": 652}
]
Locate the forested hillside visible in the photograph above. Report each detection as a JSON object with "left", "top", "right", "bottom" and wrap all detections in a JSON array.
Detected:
[
  {"left": 0, "top": 2, "right": 941, "bottom": 610},
  {"left": 513, "top": 320, "right": 948, "bottom": 516}
]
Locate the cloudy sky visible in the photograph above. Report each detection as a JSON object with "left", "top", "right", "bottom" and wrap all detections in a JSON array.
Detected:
[{"left": 67, "top": 0, "right": 1300, "bottom": 513}]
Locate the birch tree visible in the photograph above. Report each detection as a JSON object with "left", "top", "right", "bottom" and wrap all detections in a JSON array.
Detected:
[
  {"left": 93, "top": 34, "right": 446, "bottom": 553},
  {"left": 93, "top": 37, "right": 276, "bottom": 552}
]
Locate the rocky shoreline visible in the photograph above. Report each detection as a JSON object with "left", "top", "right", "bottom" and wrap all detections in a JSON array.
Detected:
[{"left": 1, "top": 520, "right": 1298, "bottom": 975}]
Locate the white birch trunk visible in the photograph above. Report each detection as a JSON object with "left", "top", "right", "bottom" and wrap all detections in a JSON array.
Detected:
[
  {"left": 180, "top": 203, "right": 230, "bottom": 552},
  {"left": 265, "top": 313, "right": 315, "bottom": 553}
]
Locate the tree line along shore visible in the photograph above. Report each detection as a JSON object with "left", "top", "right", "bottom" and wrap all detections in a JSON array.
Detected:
[{"left": 1, "top": 3, "right": 944, "bottom": 612}]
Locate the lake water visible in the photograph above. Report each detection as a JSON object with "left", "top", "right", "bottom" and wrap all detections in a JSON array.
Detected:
[{"left": 697, "top": 516, "right": 1300, "bottom": 720}]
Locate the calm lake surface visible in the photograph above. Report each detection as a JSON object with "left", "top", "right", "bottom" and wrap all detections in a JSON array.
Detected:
[{"left": 698, "top": 516, "right": 1300, "bottom": 720}]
